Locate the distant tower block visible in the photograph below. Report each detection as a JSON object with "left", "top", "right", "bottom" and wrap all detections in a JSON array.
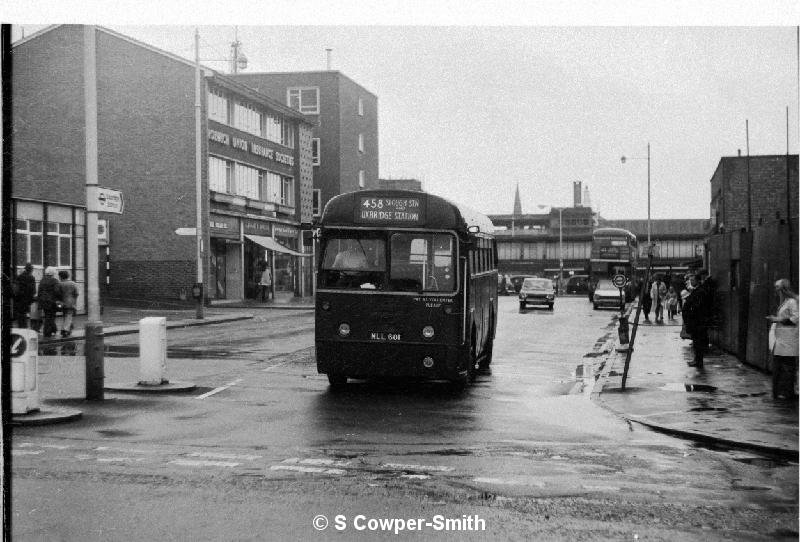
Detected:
[
  {"left": 583, "top": 185, "right": 592, "bottom": 208},
  {"left": 573, "top": 181, "right": 582, "bottom": 207}
]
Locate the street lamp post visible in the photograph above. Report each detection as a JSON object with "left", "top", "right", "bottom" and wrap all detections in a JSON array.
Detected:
[
  {"left": 620, "top": 142, "right": 651, "bottom": 249},
  {"left": 558, "top": 207, "right": 564, "bottom": 295}
]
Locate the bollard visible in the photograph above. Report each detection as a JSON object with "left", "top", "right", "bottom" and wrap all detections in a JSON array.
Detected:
[
  {"left": 139, "top": 317, "right": 168, "bottom": 385},
  {"left": 85, "top": 322, "right": 105, "bottom": 401},
  {"left": 618, "top": 315, "right": 630, "bottom": 345},
  {"left": 11, "top": 328, "right": 40, "bottom": 414}
]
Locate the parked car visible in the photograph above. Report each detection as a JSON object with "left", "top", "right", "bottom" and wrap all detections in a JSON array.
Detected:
[
  {"left": 592, "top": 279, "right": 624, "bottom": 310},
  {"left": 519, "top": 277, "right": 555, "bottom": 310},
  {"left": 508, "top": 275, "right": 536, "bottom": 294},
  {"left": 565, "top": 274, "right": 590, "bottom": 295}
]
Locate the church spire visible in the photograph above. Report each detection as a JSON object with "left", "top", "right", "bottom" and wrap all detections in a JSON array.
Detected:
[{"left": 513, "top": 183, "right": 522, "bottom": 216}]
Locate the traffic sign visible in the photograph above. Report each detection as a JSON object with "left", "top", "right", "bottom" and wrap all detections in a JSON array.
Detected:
[
  {"left": 90, "top": 186, "right": 124, "bottom": 214},
  {"left": 11, "top": 333, "right": 27, "bottom": 358},
  {"left": 175, "top": 227, "right": 197, "bottom": 236},
  {"left": 611, "top": 274, "right": 627, "bottom": 288}
]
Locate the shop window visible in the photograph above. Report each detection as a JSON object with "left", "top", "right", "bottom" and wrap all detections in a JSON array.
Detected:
[{"left": 15, "top": 219, "right": 43, "bottom": 266}]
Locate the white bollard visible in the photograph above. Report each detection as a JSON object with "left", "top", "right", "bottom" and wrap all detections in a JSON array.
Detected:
[
  {"left": 11, "top": 328, "right": 40, "bottom": 414},
  {"left": 139, "top": 317, "right": 167, "bottom": 385}
]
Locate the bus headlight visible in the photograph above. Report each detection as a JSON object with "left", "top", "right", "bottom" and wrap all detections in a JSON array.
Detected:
[
  {"left": 422, "top": 325, "right": 435, "bottom": 339},
  {"left": 321, "top": 301, "right": 331, "bottom": 311},
  {"left": 338, "top": 323, "right": 351, "bottom": 337},
  {"left": 422, "top": 357, "right": 435, "bottom": 368}
]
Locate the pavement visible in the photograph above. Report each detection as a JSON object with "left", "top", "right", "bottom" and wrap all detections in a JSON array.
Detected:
[
  {"left": 593, "top": 306, "right": 799, "bottom": 459},
  {"left": 14, "top": 298, "right": 799, "bottom": 459}
]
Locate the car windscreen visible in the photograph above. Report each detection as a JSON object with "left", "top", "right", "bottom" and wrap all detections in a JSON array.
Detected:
[{"left": 522, "top": 278, "right": 552, "bottom": 289}]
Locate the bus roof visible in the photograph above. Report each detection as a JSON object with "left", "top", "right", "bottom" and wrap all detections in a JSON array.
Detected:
[
  {"left": 592, "top": 227, "right": 637, "bottom": 240},
  {"left": 320, "top": 190, "right": 495, "bottom": 234}
]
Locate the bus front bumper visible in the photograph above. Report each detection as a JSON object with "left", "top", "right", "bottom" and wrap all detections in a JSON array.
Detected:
[{"left": 316, "top": 341, "right": 466, "bottom": 380}]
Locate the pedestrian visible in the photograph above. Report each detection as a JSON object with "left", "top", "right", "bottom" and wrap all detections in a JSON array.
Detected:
[
  {"left": 57, "top": 270, "right": 79, "bottom": 337},
  {"left": 767, "top": 278, "right": 798, "bottom": 400},
  {"left": 258, "top": 266, "right": 272, "bottom": 302},
  {"left": 37, "top": 266, "right": 62, "bottom": 338},
  {"left": 666, "top": 285, "right": 679, "bottom": 320},
  {"left": 651, "top": 276, "right": 666, "bottom": 322},
  {"left": 682, "top": 273, "right": 709, "bottom": 368},
  {"left": 13, "top": 262, "right": 37, "bottom": 328},
  {"left": 642, "top": 279, "right": 653, "bottom": 322}
]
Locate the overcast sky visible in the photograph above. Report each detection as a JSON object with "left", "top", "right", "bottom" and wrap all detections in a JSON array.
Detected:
[{"left": 7, "top": 2, "right": 799, "bottom": 220}]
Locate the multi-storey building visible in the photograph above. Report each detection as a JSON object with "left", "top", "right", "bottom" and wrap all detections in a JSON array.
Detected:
[
  {"left": 11, "top": 25, "right": 315, "bottom": 307},
  {"left": 228, "top": 71, "right": 379, "bottom": 218}
]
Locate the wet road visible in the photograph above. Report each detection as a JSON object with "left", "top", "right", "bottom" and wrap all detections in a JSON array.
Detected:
[{"left": 13, "top": 298, "right": 798, "bottom": 541}]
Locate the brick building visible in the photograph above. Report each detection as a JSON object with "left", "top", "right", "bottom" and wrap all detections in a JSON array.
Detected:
[
  {"left": 11, "top": 25, "right": 315, "bottom": 307},
  {"left": 228, "top": 71, "right": 379, "bottom": 219},
  {"left": 710, "top": 154, "right": 799, "bottom": 233},
  {"left": 706, "top": 153, "right": 798, "bottom": 370}
]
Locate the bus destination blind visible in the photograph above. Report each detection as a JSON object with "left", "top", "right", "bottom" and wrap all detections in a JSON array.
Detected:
[{"left": 356, "top": 196, "right": 424, "bottom": 224}]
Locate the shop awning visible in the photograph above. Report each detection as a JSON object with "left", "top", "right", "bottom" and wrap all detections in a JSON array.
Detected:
[{"left": 245, "top": 234, "right": 311, "bottom": 257}]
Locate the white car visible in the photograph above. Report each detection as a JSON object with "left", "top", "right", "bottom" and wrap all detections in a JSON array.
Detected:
[{"left": 592, "top": 279, "right": 624, "bottom": 310}]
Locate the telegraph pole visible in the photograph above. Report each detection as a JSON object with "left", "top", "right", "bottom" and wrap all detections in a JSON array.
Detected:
[
  {"left": 83, "top": 25, "right": 104, "bottom": 400},
  {"left": 194, "top": 29, "right": 205, "bottom": 319}
]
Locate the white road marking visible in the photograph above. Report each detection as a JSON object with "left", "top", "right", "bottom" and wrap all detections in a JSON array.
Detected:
[
  {"left": 169, "top": 459, "right": 241, "bottom": 468},
  {"left": 400, "top": 474, "right": 431, "bottom": 480},
  {"left": 380, "top": 463, "right": 454, "bottom": 472},
  {"left": 95, "top": 446, "right": 151, "bottom": 454},
  {"left": 13, "top": 450, "right": 43, "bottom": 456},
  {"left": 270, "top": 465, "right": 346, "bottom": 475},
  {"left": 263, "top": 361, "right": 290, "bottom": 372},
  {"left": 195, "top": 379, "right": 243, "bottom": 399},
  {"left": 281, "top": 457, "right": 352, "bottom": 467},
  {"left": 187, "top": 452, "right": 261, "bottom": 461}
]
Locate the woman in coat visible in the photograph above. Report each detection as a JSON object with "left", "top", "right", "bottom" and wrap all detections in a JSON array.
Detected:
[
  {"left": 37, "top": 266, "right": 62, "bottom": 338},
  {"left": 767, "top": 278, "right": 799, "bottom": 400},
  {"left": 58, "top": 270, "right": 79, "bottom": 337}
]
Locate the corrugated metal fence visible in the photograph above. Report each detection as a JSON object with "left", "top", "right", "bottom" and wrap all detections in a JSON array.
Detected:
[{"left": 709, "top": 222, "right": 796, "bottom": 371}]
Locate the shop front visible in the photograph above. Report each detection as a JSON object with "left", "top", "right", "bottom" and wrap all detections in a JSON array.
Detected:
[
  {"left": 209, "top": 214, "right": 242, "bottom": 300},
  {"left": 244, "top": 221, "right": 310, "bottom": 300}
]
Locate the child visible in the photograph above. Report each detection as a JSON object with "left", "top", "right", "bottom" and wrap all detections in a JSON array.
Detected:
[{"left": 666, "top": 286, "right": 679, "bottom": 320}]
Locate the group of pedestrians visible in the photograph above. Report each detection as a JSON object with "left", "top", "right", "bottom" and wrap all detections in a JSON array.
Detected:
[
  {"left": 12, "top": 263, "right": 79, "bottom": 338},
  {"left": 645, "top": 269, "right": 797, "bottom": 401},
  {"left": 641, "top": 274, "right": 677, "bottom": 323}
]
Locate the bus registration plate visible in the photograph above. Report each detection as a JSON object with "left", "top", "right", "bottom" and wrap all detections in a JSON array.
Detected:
[{"left": 369, "top": 332, "right": 401, "bottom": 341}]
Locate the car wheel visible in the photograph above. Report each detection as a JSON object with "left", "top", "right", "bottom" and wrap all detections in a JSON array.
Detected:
[
  {"left": 519, "top": 302, "right": 526, "bottom": 311},
  {"left": 593, "top": 303, "right": 598, "bottom": 310},
  {"left": 548, "top": 303, "right": 553, "bottom": 310}
]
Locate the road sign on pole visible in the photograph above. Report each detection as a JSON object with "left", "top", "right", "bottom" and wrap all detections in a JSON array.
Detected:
[
  {"left": 175, "top": 227, "right": 197, "bottom": 236},
  {"left": 88, "top": 186, "right": 124, "bottom": 214}
]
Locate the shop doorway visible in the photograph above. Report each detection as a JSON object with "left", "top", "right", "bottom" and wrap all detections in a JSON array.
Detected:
[{"left": 211, "top": 238, "right": 227, "bottom": 299}]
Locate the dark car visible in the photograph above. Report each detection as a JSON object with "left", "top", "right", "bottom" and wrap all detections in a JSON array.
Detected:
[
  {"left": 519, "top": 277, "right": 555, "bottom": 310},
  {"left": 508, "top": 275, "right": 536, "bottom": 294},
  {"left": 565, "top": 274, "right": 590, "bottom": 295}
]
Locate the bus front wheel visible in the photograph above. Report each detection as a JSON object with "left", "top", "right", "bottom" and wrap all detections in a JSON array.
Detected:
[{"left": 327, "top": 374, "right": 347, "bottom": 387}]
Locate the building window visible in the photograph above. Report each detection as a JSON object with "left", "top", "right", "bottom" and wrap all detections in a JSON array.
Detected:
[
  {"left": 281, "top": 121, "right": 295, "bottom": 148},
  {"left": 209, "top": 156, "right": 233, "bottom": 193},
  {"left": 233, "top": 101, "right": 262, "bottom": 137},
  {"left": 358, "top": 133, "right": 365, "bottom": 153},
  {"left": 263, "top": 172, "right": 294, "bottom": 207},
  {"left": 235, "top": 163, "right": 260, "bottom": 200},
  {"left": 282, "top": 176, "right": 294, "bottom": 207},
  {"left": 311, "top": 138, "right": 321, "bottom": 166},
  {"left": 358, "top": 97, "right": 364, "bottom": 116},
  {"left": 208, "top": 88, "right": 228, "bottom": 124},
  {"left": 15, "top": 219, "right": 43, "bottom": 266},
  {"left": 312, "top": 189, "right": 322, "bottom": 216},
  {"left": 46, "top": 222, "right": 72, "bottom": 267},
  {"left": 358, "top": 170, "right": 365, "bottom": 188},
  {"left": 287, "top": 87, "right": 320, "bottom": 114}
]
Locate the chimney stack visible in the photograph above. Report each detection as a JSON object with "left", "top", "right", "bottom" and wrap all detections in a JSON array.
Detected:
[
  {"left": 326, "top": 48, "right": 333, "bottom": 70},
  {"left": 573, "top": 181, "right": 582, "bottom": 207}
]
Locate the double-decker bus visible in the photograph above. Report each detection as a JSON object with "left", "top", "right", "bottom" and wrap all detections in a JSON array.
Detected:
[
  {"left": 588, "top": 227, "right": 638, "bottom": 300},
  {"left": 315, "top": 189, "right": 498, "bottom": 388}
]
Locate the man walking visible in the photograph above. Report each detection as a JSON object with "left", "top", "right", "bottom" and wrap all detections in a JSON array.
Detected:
[
  {"left": 13, "top": 263, "right": 37, "bottom": 328},
  {"left": 682, "top": 273, "right": 709, "bottom": 367}
]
